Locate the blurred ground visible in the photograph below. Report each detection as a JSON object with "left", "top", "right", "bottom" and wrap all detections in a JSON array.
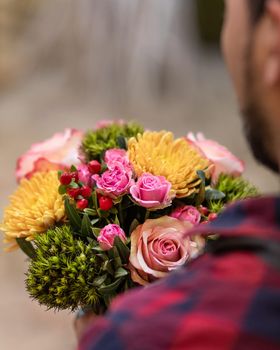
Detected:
[{"left": 0, "top": 1, "right": 279, "bottom": 350}]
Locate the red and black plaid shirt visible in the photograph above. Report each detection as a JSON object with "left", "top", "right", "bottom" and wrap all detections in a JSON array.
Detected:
[{"left": 79, "top": 197, "right": 280, "bottom": 350}]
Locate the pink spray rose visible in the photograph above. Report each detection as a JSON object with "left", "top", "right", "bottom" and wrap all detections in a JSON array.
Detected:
[
  {"left": 77, "top": 164, "right": 92, "bottom": 187},
  {"left": 130, "top": 173, "right": 174, "bottom": 210},
  {"left": 98, "top": 224, "right": 126, "bottom": 251},
  {"left": 16, "top": 129, "right": 83, "bottom": 181},
  {"left": 93, "top": 163, "right": 133, "bottom": 199},
  {"left": 104, "top": 149, "right": 132, "bottom": 172},
  {"left": 129, "top": 216, "right": 200, "bottom": 286},
  {"left": 187, "top": 132, "right": 244, "bottom": 182},
  {"left": 170, "top": 206, "right": 201, "bottom": 225}
]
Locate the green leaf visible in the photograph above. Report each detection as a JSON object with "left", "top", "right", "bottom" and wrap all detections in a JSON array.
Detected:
[
  {"left": 197, "top": 170, "right": 206, "bottom": 183},
  {"left": 205, "top": 189, "right": 226, "bottom": 201},
  {"left": 98, "top": 209, "right": 110, "bottom": 218},
  {"left": 84, "top": 208, "right": 97, "bottom": 216},
  {"left": 195, "top": 170, "right": 206, "bottom": 206},
  {"left": 69, "top": 180, "right": 79, "bottom": 189},
  {"left": 117, "top": 136, "right": 127, "bottom": 150},
  {"left": 92, "top": 227, "right": 101, "bottom": 238},
  {"left": 91, "top": 218, "right": 100, "bottom": 226},
  {"left": 58, "top": 185, "right": 67, "bottom": 195},
  {"left": 114, "top": 215, "right": 120, "bottom": 226},
  {"left": 98, "top": 278, "right": 124, "bottom": 295},
  {"left": 115, "top": 267, "right": 128, "bottom": 279},
  {"left": 110, "top": 207, "right": 118, "bottom": 215},
  {"left": 57, "top": 170, "right": 63, "bottom": 179},
  {"left": 92, "top": 245, "right": 104, "bottom": 253},
  {"left": 101, "top": 163, "right": 108, "bottom": 172},
  {"left": 108, "top": 247, "right": 122, "bottom": 269},
  {"left": 114, "top": 256, "right": 123, "bottom": 269},
  {"left": 114, "top": 236, "right": 130, "bottom": 264},
  {"left": 64, "top": 198, "right": 82, "bottom": 230},
  {"left": 96, "top": 253, "right": 109, "bottom": 262},
  {"left": 92, "top": 191, "right": 98, "bottom": 210},
  {"left": 70, "top": 165, "right": 77, "bottom": 172},
  {"left": 129, "top": 219, "right": 140, "bottom": 235},
  {"left": 92, "top": 274, "right": 108, "bottom": 287},
  {"left": 16, "top": 238, "right": 36, "bottom": 259},
  {"left": 113, "top": 197, "right": 122, "bottom": 205},
  {"left": 102, "top": 260, "right": 115, "bottom": 276},
  {"left": 81, "top": 214, "right": 92, "bottom": 237}
]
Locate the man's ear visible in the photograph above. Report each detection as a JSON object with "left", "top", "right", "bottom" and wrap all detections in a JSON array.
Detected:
[{"left": 263, "top": 0, "right": 280, "bottom": 85}]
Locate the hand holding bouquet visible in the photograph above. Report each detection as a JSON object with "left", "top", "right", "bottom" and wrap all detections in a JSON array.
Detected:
[{"left": 0, "top": 121, "right": 258, "bottom": 314}]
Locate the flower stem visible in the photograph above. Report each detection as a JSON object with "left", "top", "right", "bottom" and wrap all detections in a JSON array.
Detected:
[
  {"left": 118, "top": 202, "right": 124, "bottom": 228},
  {"left": 145, "top": 210, "right": 150, "bottom": 221}
]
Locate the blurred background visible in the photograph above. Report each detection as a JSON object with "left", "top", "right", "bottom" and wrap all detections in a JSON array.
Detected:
[{"left": 0, "top": 1, "right": 278, "bottom": 349}]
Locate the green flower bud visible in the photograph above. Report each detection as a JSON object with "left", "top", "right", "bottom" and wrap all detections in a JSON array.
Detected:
[
  {"left": 26, "top": 225, "right": 101, "bottom": 311},
  {"left": 82, "top": 123, "right": 144, "bottom": 161}
]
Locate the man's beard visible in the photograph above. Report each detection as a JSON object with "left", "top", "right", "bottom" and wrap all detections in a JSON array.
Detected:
[
  {"left": 241, "top": 55, "right": 279, "bottom": 173},
  {"left": 242, "top": 103, "right": 279, "bottom": 173}
]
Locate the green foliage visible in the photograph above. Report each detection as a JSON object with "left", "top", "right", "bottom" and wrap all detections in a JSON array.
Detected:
[
  {"left": 26, "top": 225, "right": 135, "bottom": 313},
  {"left": 208, "top": 174, "right": 259, "bottom": 213},
  {"left": 82, "top": 122, "right": 144, "bottom": 161},
  {"left": 26, "top": 225, "right": 102, "bottom": 312},
  {"left": 215, "top": 174, "right": 259, "bottom": 201}
]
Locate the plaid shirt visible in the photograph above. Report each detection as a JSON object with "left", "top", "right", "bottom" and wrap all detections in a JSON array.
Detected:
[{"left": 79, "top": 197, "right": 280, "bottom": 350}]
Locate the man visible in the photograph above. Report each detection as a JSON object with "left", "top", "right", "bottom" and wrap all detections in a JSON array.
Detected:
[{"left": 76, "top": 1, "right": 280, "bottom": 349}]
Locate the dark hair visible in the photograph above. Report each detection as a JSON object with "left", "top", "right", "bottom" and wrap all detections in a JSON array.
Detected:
[{"left": 248, "top": 0, "right": 266, "bottom": 22}]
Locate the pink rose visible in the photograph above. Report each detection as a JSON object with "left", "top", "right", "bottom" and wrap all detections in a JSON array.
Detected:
[
  {"left": 16, "top": 129, "right": 83, "bottom": 181},
  {"left": 95, "top": 119, "right": 125, "bottom": 130},
  {"left": 77, "top": 164, "right": 92, "bottom": 186},
  {"left": 130, "top": 173, "right": 174, "bottom": 210},
  {"left": 98, "top": 224, "right": 126, "bottom": 251},
  {"left": 129, "top": 216, "right": 198, "bottom": 286},
  {"left": 105, "top": 149, "right": 132, "bottom": 172},
  {"left": 93, "top": 163, "right": 133, "bottom": 199},
  {"left": 187, "top": 133, "right": 244, "bottom": 182},
  {"left": 170, "top": 206, "right": 201, "bottom": 225}
]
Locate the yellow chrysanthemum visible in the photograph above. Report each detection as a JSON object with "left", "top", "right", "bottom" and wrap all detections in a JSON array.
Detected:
[
  {"left": 0, "top": 171, "right": 65, "bottom": 251},
  {"left": 128, "top": 131, "right": 210, "bottom": 198}
]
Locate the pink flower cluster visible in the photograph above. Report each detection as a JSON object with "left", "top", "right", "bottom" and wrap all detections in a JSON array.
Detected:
[
  {"left": 93, "top": 149, "right": 133, "bottom": 199},
  {"left": 170, "top": 205, "right": 201, "bottom": 225},
  {"left": 98, "top": 224, "right": 126, "bottom": 251},
  {"left": 93, "top": 150, "right": 174, "bottom": 210},
  {"left": 130, "top": 173, "right": 174, "bottom": 210}
]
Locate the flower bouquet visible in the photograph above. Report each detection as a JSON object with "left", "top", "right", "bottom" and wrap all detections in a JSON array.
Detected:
[{"left": 0, "top": 121, "right": 258, "bottom": 314}]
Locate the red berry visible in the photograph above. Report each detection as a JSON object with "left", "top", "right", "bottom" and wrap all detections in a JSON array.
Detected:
[
  {"left": 77, "top": 199, "right": 89, "bottom": 210},
  {"left": 96, "top": 192, "right": 102, "bottom": 200},
  {"left": 67, "top": 188, "right": 81, "bottom": 199},
  {"left": 60, "top": 173, "right": 72, "bottom": 185},
  {"left": 80, "top": 186, "right": 92, "bottom": 198},
  {"left": 71, "top": 171, "right": 79, "bottom": 182},
  {"left": 208, "top": 213, "right": 218, "bottom": 222},
  {"left": 99, "top": 196, "right": 113, "bottom": 211},
  {"left": 88, "top": 160, "right": 101, "bottom": 174},
  {"left": 199, "top": 206, "right": 209, "bottom": 216}
]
